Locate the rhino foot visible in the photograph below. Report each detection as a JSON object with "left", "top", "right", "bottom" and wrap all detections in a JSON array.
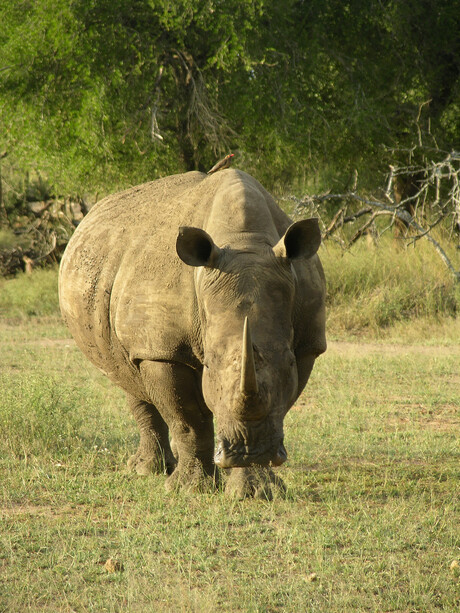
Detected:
[
  {"left": 224, "top": 467, "right": 286, "bottom": 500},
  {"left": 165, "top": 458, "right": 218, "bottom": 493},
  {"left": 127, "top": 447, "right": 176, "bottom": 476},
  {"left": 126, "top": 395, "right": 176, "bottom": 475}
]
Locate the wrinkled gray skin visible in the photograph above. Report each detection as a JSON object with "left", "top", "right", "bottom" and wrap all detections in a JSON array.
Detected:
[{"left": 59, "top": 170, "right": 326, "bottom": 498}]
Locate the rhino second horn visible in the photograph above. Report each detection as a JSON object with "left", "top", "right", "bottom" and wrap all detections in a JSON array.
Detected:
[{"left": 240, "top": 316, "right": 259, "bottom": 396}]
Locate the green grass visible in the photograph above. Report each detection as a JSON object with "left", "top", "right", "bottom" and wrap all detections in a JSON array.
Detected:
[
  {"left": 322, "top": 236, "right": 459, "bottom": 338},
  {"left": 0, "top": 267, "right": 60, "bottom": 320},
  {"left": 0, "top": 265, "right": 459, "bottom": 611}
]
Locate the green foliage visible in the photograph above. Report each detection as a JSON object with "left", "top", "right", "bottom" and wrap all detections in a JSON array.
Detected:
[
  {"left": 0, "top": 167, "right": 56, "bottom": 220},
  {"left": 1, "top": 1, "right": 459, "bottom": 193}
]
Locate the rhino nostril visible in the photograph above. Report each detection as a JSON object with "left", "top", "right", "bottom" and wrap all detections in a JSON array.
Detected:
[{"left": 271, "top": 442, "right": 287, "bottom": 467}]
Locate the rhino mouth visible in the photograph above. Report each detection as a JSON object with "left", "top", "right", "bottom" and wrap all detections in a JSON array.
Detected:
[
  {"left": 214, "top": 438, "right": 287, "bottom": 468},
  {"left": 214, "top": 419, "right": 287, "bottom": 468}
]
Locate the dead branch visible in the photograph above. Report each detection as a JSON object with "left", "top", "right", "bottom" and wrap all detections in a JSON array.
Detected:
[
  {"left": 343, "top": 207, "right": 373, "bottom": 223},
  {"left": 349, "top": 210, "right": 391, "bottom": 245},
  {"left": 324, "top": 206, "right": 345, "bottom": 238},
  {"left": 294, "top": 148, "right": 460, "bottom": 283}
]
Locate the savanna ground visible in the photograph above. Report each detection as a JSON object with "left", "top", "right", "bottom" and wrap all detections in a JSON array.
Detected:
[{"left": 1, "top": 240, "right": 459, "bottom": 612}]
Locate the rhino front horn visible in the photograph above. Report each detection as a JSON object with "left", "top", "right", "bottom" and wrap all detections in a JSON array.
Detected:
[{"left": 240, "top": 316, "right": 259, "bottom": 396}]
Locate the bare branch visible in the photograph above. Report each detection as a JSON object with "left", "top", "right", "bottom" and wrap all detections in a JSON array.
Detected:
[
  {"left": 343, "top": 207, "right": 373, "bottom": 223},
  {"left": 294, "top": 147, "right": 460, "bottom": 282},
  {"left": 323, "top": 207, "right": 345, "bottom": 238},
  {"left": 349, "top": 210, "right": 391, "bottom": 245}
]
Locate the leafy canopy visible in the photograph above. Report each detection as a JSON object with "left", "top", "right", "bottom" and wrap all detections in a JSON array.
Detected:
[{"left": 0, "top": 0, "right": 458, "bottom": 193}]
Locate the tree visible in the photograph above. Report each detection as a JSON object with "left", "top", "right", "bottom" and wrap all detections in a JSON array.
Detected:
[
  {"left": 0, "top": 0, "right": 459, "bottom": 194},
  {"left": 0, "top": 0, "right": 264, "bottom": 188}
]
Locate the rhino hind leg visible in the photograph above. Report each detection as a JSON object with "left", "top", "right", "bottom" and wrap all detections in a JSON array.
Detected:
[
  {"left": 224, "top": 467, "right": 286, "bottom": 500},
  {"left": 139, "top": 360, "right": 217, "bottom": 491},
  {"left": 127, "top": 395, "right": 176, "bottom": 476}
]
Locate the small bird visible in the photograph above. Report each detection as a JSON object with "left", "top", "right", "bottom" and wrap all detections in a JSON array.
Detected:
[{"left": 207, "top": 153, "right": 235, "bottom": 174}]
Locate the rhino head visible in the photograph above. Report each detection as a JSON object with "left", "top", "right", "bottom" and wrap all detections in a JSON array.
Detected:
[{"left": 176, "top": 219, "right": 322, "bottom": 469}]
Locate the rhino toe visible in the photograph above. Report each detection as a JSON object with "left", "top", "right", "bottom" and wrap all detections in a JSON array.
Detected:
[
  {"left": 127, "top": 449, "right": 175, "bottom": 476},
  {"left": 224, "top": 467, "right": 286, "bottom": 500},
  {"left": 165, "top": 458, "right": 218, "bottom": 493}
]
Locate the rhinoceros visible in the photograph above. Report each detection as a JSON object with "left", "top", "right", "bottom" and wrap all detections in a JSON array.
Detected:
[{"left": 59, "top": 169, "right": 326, "bottom": 497}]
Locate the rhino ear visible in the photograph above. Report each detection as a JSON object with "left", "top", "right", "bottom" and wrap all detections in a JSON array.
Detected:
[
  {"left": 273, "top": 219, "right": 321, "bottom": 260},
  {"left": 176, "top": 226, "right": 222, "bottom": 268}
]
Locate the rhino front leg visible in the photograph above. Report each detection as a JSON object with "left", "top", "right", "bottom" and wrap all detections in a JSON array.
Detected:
[
  {"left": 126, "top": 395, "right": 177, "bottom": 476},
  {"left": 139, "top": 360, "right": 217, "bottom": 491}
]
